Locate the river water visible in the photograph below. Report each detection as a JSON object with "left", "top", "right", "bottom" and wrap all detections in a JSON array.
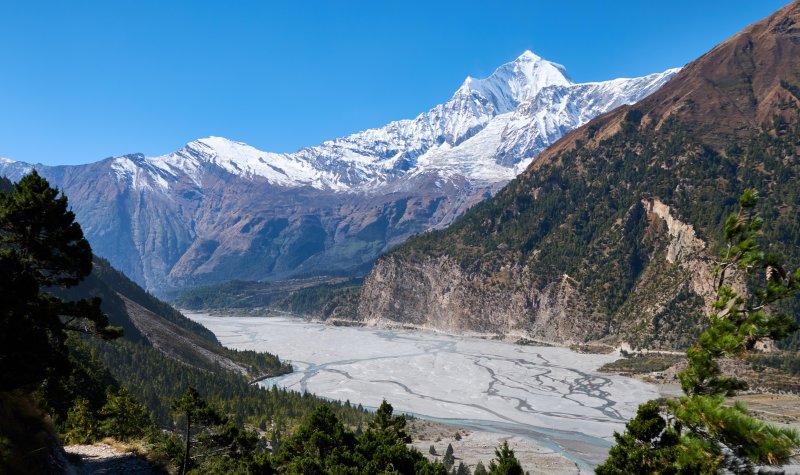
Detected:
[{"left": 186, "top": 313, "right": 658, "bottom": 469}]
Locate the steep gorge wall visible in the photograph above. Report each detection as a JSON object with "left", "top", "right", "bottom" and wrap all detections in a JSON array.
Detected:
[{"left": 358, "top": 254, "right": 608, "bottom": 344}]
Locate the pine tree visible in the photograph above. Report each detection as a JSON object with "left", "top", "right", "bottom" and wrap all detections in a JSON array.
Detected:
[
  {"left": 369, "top": 399, "right": 411, "bottom": 442},
  {"left": 443, "top": 442, "right": 455, "bottom": 470},
  {"left": 64, "top": 397, "right": 97, "bottom": 444},
  {"left": 597, "top": 190, "right": 800, "bottom": 473},
  {"left": 487, "top": 441, "right": 523, "bottom": 475},
  {"left": 99, "top": 387, "right": 153, "bottom": 441},
  {"left": 0, "top": 172, "right": 121, "bottom": 391},
  {"left": 455, "top": 461, "right": 471, "bottom": 475},
  {"left": 474, "top": 461, "right": 488, "bottom": 475},
  {"left": 171, "top": 387, "right": 224, "bottom": 475}
]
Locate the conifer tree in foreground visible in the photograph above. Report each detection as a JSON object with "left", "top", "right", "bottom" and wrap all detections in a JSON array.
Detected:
[
  {"left": 0, "top": 171, "right": 121, "bottom": 391},
  {"left": 487, "top": 440, "right": 523, "bottom": 475},
  {"left": 597, "top": 190, "right": 800, "bottom": 474}
]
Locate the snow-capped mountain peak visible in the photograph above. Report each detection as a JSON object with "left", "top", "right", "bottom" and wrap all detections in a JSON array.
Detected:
[
  {"left": 455, "top": 50, "right": 573, "bottom": 114},
  {"left": 1, "top": 52, "right": 678, "bottom": 196},
  {"left": 148, "top": 136, "right": 348, "bottom": 190}
]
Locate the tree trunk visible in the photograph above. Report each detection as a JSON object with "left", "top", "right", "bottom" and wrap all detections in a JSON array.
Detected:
[{"left": 180, "top": 414, "right": 191, "bottom": 475}]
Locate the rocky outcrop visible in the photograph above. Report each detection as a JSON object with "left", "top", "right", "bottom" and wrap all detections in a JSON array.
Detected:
[
  {"left": 642, "top": 199, "right": 716, "bottom": 306},
  {"left": 642, "top": 199, "right": 705, "bottom": 264},
  {"left": 641, "top": 198, "right": 749, "bottom": 313},
  {"left": 358, "top": 255, "right": 607, "bottom": 343}
]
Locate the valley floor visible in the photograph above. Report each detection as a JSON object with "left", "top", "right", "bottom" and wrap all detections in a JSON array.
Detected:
[
  {"left": 407, "top": 418, "right": 587, "bottom": 474},
  {"left": 185, "top": 311, "right": 658, "bottom": 471}
]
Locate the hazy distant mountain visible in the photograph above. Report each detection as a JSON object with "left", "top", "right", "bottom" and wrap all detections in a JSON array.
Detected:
[{"left": 0, "top": 52, "right": 676, "bottom": 291}]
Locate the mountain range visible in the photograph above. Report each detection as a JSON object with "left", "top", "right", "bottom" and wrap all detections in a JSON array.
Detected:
[
  {"left": 344, "top": 2, "right": 800, "bottom": 349},
  {"left": 0, "top": 52, "right": 676, "bottom": 291}
]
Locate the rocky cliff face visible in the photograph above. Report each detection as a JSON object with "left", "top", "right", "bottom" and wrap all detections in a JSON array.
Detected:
[
  {"left": 359, "top": 255, "right": 606, "bottom": 343},
  {"left": 357, "top": 199, "right": 718, "bottom": 348},
  {"left": 353, "top": 2, "right": 800, "bottom": 349}
]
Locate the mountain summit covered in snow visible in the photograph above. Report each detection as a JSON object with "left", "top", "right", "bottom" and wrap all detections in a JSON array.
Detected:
[
  {"left": 0, "top": 51, "right": 678, "bottom": 290},
  {"left": 108, "top": 51, "right": 677, "bottom": 193}
]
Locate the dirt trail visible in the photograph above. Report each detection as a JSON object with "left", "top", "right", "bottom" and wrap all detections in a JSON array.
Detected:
[{"left": 65, "top": 443, "right": 163, "bottom": 474}]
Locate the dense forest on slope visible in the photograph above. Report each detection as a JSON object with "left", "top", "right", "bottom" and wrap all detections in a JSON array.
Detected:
[
  {"left": 394, "top": 114, "right": 800, "bottom": 344},
  {"left": 64, "top": 256, "right": 293, "bottom": 378},
  {"left": 170, "top": 276, "right": 363, "bottom": 316},
  {"left": 79, "top": 336, "right": 370, "bottom": 435},
  {"left": 360, "top": 2, "right": 800, "bottom": 349}
]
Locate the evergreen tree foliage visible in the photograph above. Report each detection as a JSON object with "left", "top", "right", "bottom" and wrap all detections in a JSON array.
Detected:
[
  {"left": 98, "top": 387, "right": 153, "bottom": 442},
  {"left": 0, "top": 171, "right": 121, "bottom": 391},
  {"left": 63, "top": 397, "right": 97, "bottom": 444},
  {"left": 272, "top": 402, "right": 448, "bottom": 474},
  {"left": 474, "top": 461, "right": 488, "bottom": 475},
  {"left": 597, "top": 190, "right": 800, "bottom": 473},
  {"left": 171, "top": 387, "right": 225, "bottom": 474},
  {"left": 369, "top": 399, "right": 411, "bottom": 443},
  {"left": 161, "top": 387, "right": 272, "bottom": 474},
  {"left": 0, "top": 170, "right": 92, "bottom": 288},
  {"left": 454, "top": 461, "right": 471, "bottom": 475},
  {"left": 443, "top": 442, "right": 455, "bottom": 470},
  {"left": 487, "top": 440, "right": 523, "bottom": 475}
]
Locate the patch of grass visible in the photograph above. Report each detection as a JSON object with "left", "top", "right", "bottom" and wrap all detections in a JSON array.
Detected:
[
  {"left": 570, "top": 343, "right": 616, "bottom": 354},
  {"left": 599, "top": 354, "right": 685, "bottom": 374}
]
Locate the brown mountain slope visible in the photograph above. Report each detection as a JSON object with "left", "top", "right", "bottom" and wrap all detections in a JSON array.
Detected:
[
  {"left": 350, "top": 2, "right": 800, "bottom": 349},
  {"left": 540, "top": 0, "right": 800, "bottom": 164}
]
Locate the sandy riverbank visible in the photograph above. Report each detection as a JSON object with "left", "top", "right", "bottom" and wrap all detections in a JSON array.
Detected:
[{"left": 407, "top": 418, "right": 588, "bottom": 474}]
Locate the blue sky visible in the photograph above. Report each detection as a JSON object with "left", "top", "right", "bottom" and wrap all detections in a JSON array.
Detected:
[{"left": 0, "top": 0, "right": 790, "bottom": 165}]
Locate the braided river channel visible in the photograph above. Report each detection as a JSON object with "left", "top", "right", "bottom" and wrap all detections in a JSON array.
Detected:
[{"left": 186, "top": 313, "right": 659, "bottom": 470}]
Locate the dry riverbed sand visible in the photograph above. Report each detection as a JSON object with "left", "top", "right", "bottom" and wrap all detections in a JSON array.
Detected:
[
  {"left": 406, "top": 386, "right": 800, "bottom": 474},
  {"left": 407, "top": 418, "right": 588, "bottom": 474},
  {"left": 185, "top": 313, "right": 660, "bottom": 471}
]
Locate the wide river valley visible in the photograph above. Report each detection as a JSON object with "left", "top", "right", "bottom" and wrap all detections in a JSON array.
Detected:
[{"left": 186, "top": 313, "right": 658, "bottom": 469}]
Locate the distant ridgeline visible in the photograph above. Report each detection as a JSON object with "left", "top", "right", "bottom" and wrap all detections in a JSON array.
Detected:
[
  {"left": 344, "top": 2, "right": 800, "bottom": 351},
  {"left": 170, "top": 276, "right": 363, "bottom": 315},
  {"left": 0, "top": 52, "right": 676, "bottom": 293}
]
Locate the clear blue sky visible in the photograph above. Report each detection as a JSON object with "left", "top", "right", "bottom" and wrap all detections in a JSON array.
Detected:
[{"left": 0, "top": 0, "right": 790, "bottom": 165}]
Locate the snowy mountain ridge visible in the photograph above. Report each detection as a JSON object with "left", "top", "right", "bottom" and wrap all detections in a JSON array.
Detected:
[{"left": 25, "top": 50, "right": 676, "bottom": 195}]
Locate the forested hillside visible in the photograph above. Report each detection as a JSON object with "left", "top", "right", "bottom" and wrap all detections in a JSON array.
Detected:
[
  {"left": 170, "top": 276, "right": 362, "bottom": 316},
  {"left": 356, "top": 2, "right": 800, "bottom": 350}
]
